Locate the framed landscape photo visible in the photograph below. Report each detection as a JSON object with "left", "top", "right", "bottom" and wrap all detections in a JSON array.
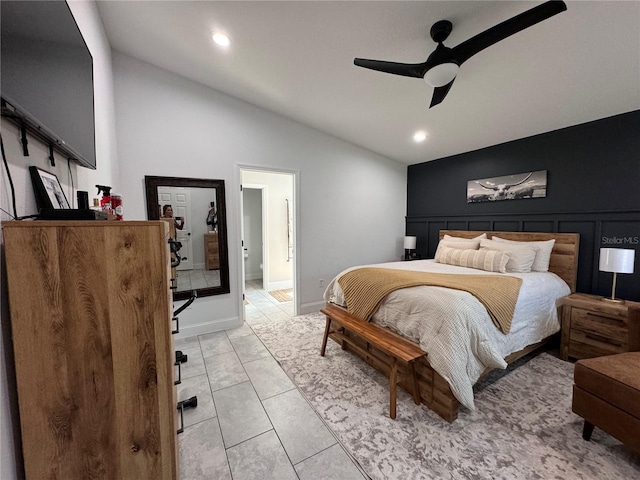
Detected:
[{"left": 29, "top": 166, "right": 70, "bottom": 210}]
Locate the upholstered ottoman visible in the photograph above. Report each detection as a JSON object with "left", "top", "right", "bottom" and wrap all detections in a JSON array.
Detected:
[{"left": 572, "top": 352, "right": 640, "bottom": 453}]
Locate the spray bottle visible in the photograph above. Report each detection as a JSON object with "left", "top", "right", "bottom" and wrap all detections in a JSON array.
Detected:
[{"left": 96, "top": 185, "right": 113, "bottom": 216}]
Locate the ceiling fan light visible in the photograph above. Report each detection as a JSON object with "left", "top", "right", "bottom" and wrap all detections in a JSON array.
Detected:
[
  {"left": 413, "top": 131, "right": 428, "bottom": 143},
  {"left": 423, "top": 63, "right": 459, "bottom": 87},
  {"left": 212, "top": 32, "right": 231, "bottom": 47}
]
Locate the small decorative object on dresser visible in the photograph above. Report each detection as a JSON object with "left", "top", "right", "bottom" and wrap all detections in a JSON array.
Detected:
[{"left": 560, "top": 293, "right": 640, "bottom": 361}]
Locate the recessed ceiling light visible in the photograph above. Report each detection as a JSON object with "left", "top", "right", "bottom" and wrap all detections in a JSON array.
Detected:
[
  {"left": 212, "top": 32, "right": 230, "bottom": 47},
  {"left": 413, "top": 131, "right": 428, "bottom": 143}
]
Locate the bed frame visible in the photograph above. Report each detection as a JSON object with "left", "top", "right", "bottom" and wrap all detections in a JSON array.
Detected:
[{"left": 327, "top": 230, "right": 580, "bottom": 422}]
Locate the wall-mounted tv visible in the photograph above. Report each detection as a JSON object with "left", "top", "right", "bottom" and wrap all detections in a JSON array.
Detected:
[{"left": 1, "top": 1, "right": 96, "bottom": 169}]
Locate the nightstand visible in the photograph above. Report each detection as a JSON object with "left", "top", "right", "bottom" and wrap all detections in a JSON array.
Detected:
[{"left": 560, "top": 293, "right": 640, "bottom": 361}]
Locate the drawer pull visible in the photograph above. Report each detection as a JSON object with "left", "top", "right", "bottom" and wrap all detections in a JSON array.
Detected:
[
  {"left": 584, "top": 333, "right": 622, "bottom": 347},
  {"left": 585, "top": 312, "right": 623, "bottom": 323},
  {"left": 174, "top": 360, "right": 182, "bottom": 386},
  {"left": 172, "top": 316, "right": 179, "bottom": 335}
]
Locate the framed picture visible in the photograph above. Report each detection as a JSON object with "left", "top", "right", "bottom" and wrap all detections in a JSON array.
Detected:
[
  {"left": 29, "top": 166, "right": 70, "bottom": 210},
  {"left": 467, "top": 170, "right": 547, "bottom": 203}
]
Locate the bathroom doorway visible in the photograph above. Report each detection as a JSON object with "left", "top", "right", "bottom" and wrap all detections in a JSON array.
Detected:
[{"left": 240, "top": 168, "right": 296, "bottom": 317}]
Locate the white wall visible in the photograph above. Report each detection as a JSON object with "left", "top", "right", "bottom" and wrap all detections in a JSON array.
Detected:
[
  {"left": 113, "top": 51, "right": 407, "bottom": 334},
  {"left": 0, "top": 3, "right": 118, "bottom": 479}
]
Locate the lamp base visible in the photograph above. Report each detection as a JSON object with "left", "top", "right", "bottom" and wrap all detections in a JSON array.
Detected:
[{"left": 601, "top": 297, "right": 625, "bottom": 304}]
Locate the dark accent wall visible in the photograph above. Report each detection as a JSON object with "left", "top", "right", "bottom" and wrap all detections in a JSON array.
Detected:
[{"left": 407, "top": 110, "right": 640, "bottom": 301}]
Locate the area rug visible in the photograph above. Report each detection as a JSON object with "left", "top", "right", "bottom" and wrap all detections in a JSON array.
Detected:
[
  {"left": 251, "top": 313, "right": 640, "bottom": 480},
  {"left": 268, "top": 288, "right": 293, "bottom": 302}
]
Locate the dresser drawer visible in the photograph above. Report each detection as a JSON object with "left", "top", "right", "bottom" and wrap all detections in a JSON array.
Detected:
[
  {"left": 569, "top": 307, "right": 628, "bottom": 358},
  {"left": 569, "top": 333, "right": 626, "bottom": 359},
  {"left": 570, "top": 308, "right": 627, "bottom": 342}
]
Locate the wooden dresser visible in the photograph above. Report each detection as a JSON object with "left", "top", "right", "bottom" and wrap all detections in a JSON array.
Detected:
[
  {"left": 204, "top": 232, "right": 220, "bottom": 270},
  {"left": 3, "top": 221, "right": 178, "bottom": 480},
  {"left": 560, "top": 292, "right": 640, "bottom": 361}
]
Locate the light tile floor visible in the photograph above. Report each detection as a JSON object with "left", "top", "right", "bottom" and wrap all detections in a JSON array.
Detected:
[
  {"left": 176, "top": 280, "right": 367, "bottom": 480},
  {"left": 176, "top": 267, "right": 221, "bottom": 291}
]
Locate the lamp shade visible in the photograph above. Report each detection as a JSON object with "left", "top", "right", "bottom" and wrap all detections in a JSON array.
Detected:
[
  {"left": 599, "top": 248, "right": 635, "bottom": 274},
  {"left": 404, "top": 236, "right": 417, "bottom": 250}
]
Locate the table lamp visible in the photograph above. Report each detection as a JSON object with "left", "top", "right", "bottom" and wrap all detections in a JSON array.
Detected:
[
  {"left": 404, "top": 236, "right": 417, "bottom": 261},
  {"left": 599, "top": 248, "right": 635, "bottom": 303}
]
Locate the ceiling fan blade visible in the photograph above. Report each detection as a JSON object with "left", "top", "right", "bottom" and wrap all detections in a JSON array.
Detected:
[
  {"left": 354, "top": 58, "right": 425, "bottom": 78},
  {"left": 429, "top": 79, "right": 455, "bottom": 108},
  {"left": 450, "top": 0, "right": 567, "bottom": 65}
]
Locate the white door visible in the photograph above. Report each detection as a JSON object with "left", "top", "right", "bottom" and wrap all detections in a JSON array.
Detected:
[{"left": 158, "top": 187, "right": 193, "bottom": 270}]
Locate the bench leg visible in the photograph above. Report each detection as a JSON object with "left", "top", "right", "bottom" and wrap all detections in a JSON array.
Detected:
[
  {"left": 409, "top": 362, "right": 420, "bottom": 405},
  {"left": 389, "top": 357, "right": 397, "bottom": 419},
  {"left": 582, "top": 420, "right": 594, "bottom": 441},
  {"left": 320, "top": 316, "right": 332, "bottom": 356}
]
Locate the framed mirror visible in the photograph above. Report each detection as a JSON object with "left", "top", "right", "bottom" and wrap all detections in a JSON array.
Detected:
[{"left": 145, "top": 176, "right": 230, "bottom": 300}]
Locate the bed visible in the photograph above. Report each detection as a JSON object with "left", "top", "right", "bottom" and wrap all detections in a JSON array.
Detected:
[{"left": 323, "top": 230, "right": 580, "bottom": 422}]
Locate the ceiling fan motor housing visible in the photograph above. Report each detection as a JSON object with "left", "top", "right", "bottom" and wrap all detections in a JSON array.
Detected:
[{"left": 430, "top": 20, "right": 453, "bottom": 43}]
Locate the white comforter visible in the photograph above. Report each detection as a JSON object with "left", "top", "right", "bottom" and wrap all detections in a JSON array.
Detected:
[{"left": 323, "top": 259, "right": 570, "bottom": 411}]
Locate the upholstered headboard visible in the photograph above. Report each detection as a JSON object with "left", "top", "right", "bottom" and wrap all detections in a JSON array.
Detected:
[{"left": 439, "top": 230, "right": 580, "bottom": 292}]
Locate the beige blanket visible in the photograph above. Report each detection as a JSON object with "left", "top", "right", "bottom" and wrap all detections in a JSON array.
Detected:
[{"left": 337, "top": 267, "right": 522, "bottom": 333}]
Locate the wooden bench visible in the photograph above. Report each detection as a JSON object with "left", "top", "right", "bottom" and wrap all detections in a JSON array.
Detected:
[{"left": 320, "top": 304, "right": 426, "bottom": 419}]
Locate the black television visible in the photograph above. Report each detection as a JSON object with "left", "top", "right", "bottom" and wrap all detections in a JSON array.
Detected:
[{"left": 1, "top": 1, "right": 96, "bottom": 169}]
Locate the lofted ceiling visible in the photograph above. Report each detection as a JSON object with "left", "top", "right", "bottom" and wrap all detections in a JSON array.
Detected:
[{"left": 96, "top": 1, "right": 640, "bottom": 165}]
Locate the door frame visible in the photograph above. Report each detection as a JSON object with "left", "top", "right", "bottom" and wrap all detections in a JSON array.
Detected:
[{"left": 236, "top": 165, "right": 299, "bottom": 319}]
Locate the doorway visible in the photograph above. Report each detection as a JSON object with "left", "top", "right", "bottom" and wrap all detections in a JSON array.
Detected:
[{"left": 240, "top": 168, "right": 296, "bottom": 317}]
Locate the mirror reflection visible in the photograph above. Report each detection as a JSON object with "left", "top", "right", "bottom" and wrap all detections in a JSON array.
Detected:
[{"left": 145, "top": 176, "right": 230, "bottom": 300}]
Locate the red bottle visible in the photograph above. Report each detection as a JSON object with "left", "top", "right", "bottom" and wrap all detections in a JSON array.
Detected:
[
  {"left": 96, "top": 185, "right": 112, "bottom": 215},
  {"left": 111, "top": 194, "right": 123, "bottom": 220}
]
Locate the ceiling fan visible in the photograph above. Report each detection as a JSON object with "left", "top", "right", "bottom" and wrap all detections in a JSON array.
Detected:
[{"left": 354, "top": 0, "right": 567, "bottom": 108}]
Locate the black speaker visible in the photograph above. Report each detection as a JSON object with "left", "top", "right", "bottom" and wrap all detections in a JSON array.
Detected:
[{"left": 77, "top": 190, "right": 89, "bottom": 209}]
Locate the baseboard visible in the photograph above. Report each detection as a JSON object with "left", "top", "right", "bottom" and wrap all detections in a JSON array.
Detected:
[
  {"left": 299, "top": 300, "right": 325, "bottom": 315},
  {"left": 175, "top": 315, "right": 242, "bottom": 338},
  {"left": 193, "top": 262, "right": 205, "bottom": 270},
  {"left": 245, "top": 272, "right": 263, "bottom": 281},
  {"left": 268, "top": 280, "right": 293, "bottom": 291}
]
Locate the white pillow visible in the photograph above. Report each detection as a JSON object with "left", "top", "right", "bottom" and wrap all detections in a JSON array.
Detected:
[
  {"left": 435, "top": 245, "right": 509, "bottom": 273},
  {"left": 491, "top": 236, "right": 556, "bottom": 272},
  {"left": 440, "top": 233, "right": 487, "bottom": 250},
  {"left": 479, "top": 238, "right": 537, "bottom": 273}
]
